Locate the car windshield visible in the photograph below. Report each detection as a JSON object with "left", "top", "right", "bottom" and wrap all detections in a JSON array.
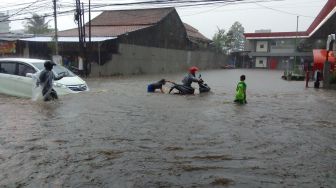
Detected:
[{"left": 32, "top": 62, "right": 75, "bottom": 77}]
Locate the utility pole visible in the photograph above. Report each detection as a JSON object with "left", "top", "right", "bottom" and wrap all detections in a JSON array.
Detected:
[
  {"left": 89, "top": 0, "right": 91, "bottom": 43},
  {"left": 75, "top": 0, "right": 88, "bottom": 76},
  {"left": 53, "top": 0, "right": 59, "bottom": 55},
  {"left": 294, "top": 15, "right": 299, "bottom": 72}
]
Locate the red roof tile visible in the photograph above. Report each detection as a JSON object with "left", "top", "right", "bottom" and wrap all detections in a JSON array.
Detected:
[
  {"left": 89, "top": 7, "right": 174, "bottom": 26},
  {"left": 57, "top": 7, "right": 209, "bottom": 42},
  {"left": 183, "top": 23, "right": 211, "bottom": 42}
]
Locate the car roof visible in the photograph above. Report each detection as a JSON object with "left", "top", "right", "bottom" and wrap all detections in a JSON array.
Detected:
[
  {"left": 0, "top": 58, "right": 49, "bottom": 66},
  {"left": 0, "top": 58, "right": 48, "bottom": 63}
]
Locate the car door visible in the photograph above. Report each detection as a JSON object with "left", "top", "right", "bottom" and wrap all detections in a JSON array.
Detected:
[
  {"left": 0, "top": 61, "right": 20, "bottom": 97},
  {"left": 15, "top": 63, "right": 36, "bottom": 97}
]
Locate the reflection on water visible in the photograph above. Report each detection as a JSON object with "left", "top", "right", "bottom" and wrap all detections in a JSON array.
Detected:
[{"left": 0, "top": 69, "right": 335, "bottom": 188}]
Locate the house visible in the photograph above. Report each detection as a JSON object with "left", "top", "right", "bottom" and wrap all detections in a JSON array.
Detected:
[
  {"left": 244, "top": 0, "right": 336, "bottom": 70},
  {"left": 19, "top": 7, "right": 225, "bottom": 76}
]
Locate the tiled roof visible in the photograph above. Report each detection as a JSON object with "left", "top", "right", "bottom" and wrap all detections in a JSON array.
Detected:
[
  {"left": 183, "top": 23, "right": 211, "bottom": 42},
  {"left": 244, "top": 0, "right": 336, "bottom": 39},
  {"left": 89, "top": 7, "right": 174, "bottom": 26},
  {"left": 56, "top": 7, "right": 209, "bottom": 42}
]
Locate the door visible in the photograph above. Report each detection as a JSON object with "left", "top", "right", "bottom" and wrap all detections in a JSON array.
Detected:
[
  {"left": 15, "top": 63, "right": 36, "bottom": 97},
  {"left": 0, "top": 61, "right": 35, "bottom": 98},
  {"left": 270, "top": 58, "right": 278, "bottom": 69},
  {"left": 0, "top": 61, "right": 19, "bottom": 97}
]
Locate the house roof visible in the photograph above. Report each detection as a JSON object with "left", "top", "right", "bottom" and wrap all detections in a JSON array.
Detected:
[
  {"left": 89, "top": 7, "right": 174, "bottom": 26},
  {"left": 244, "top": 0, "right": 336, "bottom": 39},
  {"left": 57, "top": 25, "right": 151, "bottom": 37},
  {"left": 57, "top": 8, "right": 175, "bottom": 38},
  {"left": 183, "top": 23, "right": 211, "bottom": 42},
  {"left": 55, "top": 7, "right": 210, "bottom": 43}
]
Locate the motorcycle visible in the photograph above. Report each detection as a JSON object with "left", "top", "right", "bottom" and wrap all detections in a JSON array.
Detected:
[
  {"left": 169, "top": 74, "right": 211, "bottom": 94},
  {"left": 198, "top": 74, "right": 211, "bottom": 93}
]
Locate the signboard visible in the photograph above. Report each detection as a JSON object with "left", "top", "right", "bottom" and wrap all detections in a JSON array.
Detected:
[
  {"left": 313, "top": 49, "right": 335, "bottom": 71},
  {"left": 0, "top": 41, "right": 16, "bottom": 54}
]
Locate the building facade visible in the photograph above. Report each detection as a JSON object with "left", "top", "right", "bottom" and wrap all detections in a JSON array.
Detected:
[
  {"left": 14, "top": 7, "right": 225, "bottom": 76},
  {"left": 244, "top": 0, "right": 336, "bottom": 70}
]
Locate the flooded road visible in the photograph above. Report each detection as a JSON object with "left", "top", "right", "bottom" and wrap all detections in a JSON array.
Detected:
[{"left": 0, "top": 69, "right": 335, "bottom": 188}]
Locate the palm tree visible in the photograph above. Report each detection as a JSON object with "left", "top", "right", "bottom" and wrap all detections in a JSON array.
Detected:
[{"left": 26, "top": 14, "right": 51, "bottom": 34}]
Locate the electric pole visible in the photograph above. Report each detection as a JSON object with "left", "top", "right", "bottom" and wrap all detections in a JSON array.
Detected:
[
  {"left": 53, "top": 0, "right": 59, "bottom": 55},
  {"left": 75, "top": 0, "right": 88, "bottom": 76}
]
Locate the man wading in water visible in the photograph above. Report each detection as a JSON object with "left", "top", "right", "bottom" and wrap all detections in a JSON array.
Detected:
[{"left": 37, "top": 61, "right": 64, "bottom": 101}]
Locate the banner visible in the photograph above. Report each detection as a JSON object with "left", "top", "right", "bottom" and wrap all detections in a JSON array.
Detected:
[
  {"left": 313, "top": 49, "right": 335, "bottom": 71},
  {"left": 0, "top": 41, "right": 16, "bottom": 54}
]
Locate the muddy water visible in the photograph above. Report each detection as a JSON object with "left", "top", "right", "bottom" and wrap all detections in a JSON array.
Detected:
[{"left": 0, "top": 69, "right": 335, "bottom": 188}]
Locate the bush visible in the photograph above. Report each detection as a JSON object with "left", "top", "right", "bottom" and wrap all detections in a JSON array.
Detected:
[{"left": 329, "top": 72, "right": 336, "bottom": 84}]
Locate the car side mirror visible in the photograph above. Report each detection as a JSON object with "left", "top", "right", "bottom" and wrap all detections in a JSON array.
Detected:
[{"left": 26, "top": 73, "right": 33, "bottom": 78}]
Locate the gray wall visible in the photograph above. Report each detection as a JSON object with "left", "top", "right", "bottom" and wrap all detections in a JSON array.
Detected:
[{"left": 91, "top": 43, "right": 227, "bottom": 76}]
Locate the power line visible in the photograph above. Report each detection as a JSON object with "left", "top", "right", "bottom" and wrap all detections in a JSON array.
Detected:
[
  {"left": 254, "top": 2, "right": 315, "bottom": 18},
  {"left": 1, "top": 0, "right": 318, "bottom": 23},
  {"left": 1, "top": 0, "right": 47, "bottom": 22}
]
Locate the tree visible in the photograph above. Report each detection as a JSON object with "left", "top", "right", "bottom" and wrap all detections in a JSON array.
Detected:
[
  {"left": 225, "top": 21, "right": 246, "bottom": 53},
  {"left": 212, "top": 27, "right": 228, "bottom": 54},
  {"left": 26, "top": 14, "right": 51, "bottom": 34}
]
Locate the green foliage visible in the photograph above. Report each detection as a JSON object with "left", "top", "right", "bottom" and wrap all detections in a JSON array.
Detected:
[
  {"left": 330, "top": 72, "right": 336, "bottom": 84},
  {"left": 212, "top": 22, "right": 246, "bottom": 54},
  {"left": 212, "top": 27, "right": 227, "bottom": 53},
  {"left": 26, "top": 14, "right": 51, "bottom": 34},
  {"left": 225, "top": 21, "right": 246, "bottom": 53}
]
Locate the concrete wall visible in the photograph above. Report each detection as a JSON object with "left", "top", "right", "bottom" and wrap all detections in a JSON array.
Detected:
[{"left": 91, "top": 43, "right": 227, "bottom": 76}]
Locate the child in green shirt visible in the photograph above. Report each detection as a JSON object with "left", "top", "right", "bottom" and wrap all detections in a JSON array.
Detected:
[{"left": 234, "top": 75, "right": 247, "bottom": 104}]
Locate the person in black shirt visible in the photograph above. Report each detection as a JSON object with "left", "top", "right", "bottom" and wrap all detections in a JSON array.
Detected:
[
  {"left": 37, "top": 61, "right": 64, "bottom": 101},
  {"left": 147, "top": 79, "right": 171, "bottom": 93}
]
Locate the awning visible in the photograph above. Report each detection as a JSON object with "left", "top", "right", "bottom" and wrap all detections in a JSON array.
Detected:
[{"left": 19, "top": 36, "right": 116, "bottom": 42}]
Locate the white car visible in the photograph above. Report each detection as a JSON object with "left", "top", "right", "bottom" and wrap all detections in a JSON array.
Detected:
[{"left": 0, "top": 58, "right": 89, "bottom": 98}]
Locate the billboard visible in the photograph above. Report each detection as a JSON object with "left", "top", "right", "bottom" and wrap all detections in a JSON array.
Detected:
[{"left": 0, "top": 41, "right": 16, "bottom": 54}]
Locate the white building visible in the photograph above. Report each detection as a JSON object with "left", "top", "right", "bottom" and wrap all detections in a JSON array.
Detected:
[{"left": 0, "top": 12, "right": 10, "bottom": 34}]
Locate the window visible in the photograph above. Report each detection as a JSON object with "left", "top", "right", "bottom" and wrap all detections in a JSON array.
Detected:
[
  {"left": 259, "top": 60, "right": 264, "bottom": 64},
  {"left": 0, "top": 62, "right": 16, "bottom": 75},
  {"left": 260, "top": 44, "right": 264, "bottom": 49},
  {"left": 18, "top": 63, "right": 36, "bottom": 76}
]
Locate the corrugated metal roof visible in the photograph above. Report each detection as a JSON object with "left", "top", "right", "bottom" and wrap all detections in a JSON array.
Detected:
[
  {"left": 19, "top": 36, "right": 116, "bottom": 42},
  {"left": 57, "top": 25, "right": 151, "bottom": 37}
]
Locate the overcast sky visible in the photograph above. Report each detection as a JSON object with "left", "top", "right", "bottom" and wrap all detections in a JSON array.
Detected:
[{"left": 0, "top": 0, "right": 329, "bottom": 38}]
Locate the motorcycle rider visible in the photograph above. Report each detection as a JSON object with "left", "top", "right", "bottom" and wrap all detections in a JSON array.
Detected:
[{"left": 169, "top": 66, "right": 201, "bottom": 94}]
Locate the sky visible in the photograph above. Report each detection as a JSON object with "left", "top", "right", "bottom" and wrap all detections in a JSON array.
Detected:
[{"left": 0, "top": 0, "right": 329, "bottom": 39}]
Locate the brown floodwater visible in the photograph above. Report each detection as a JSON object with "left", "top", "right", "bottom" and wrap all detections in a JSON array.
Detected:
[{"left": 0, "top": 69, "right": 335, "bottom": 188}]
